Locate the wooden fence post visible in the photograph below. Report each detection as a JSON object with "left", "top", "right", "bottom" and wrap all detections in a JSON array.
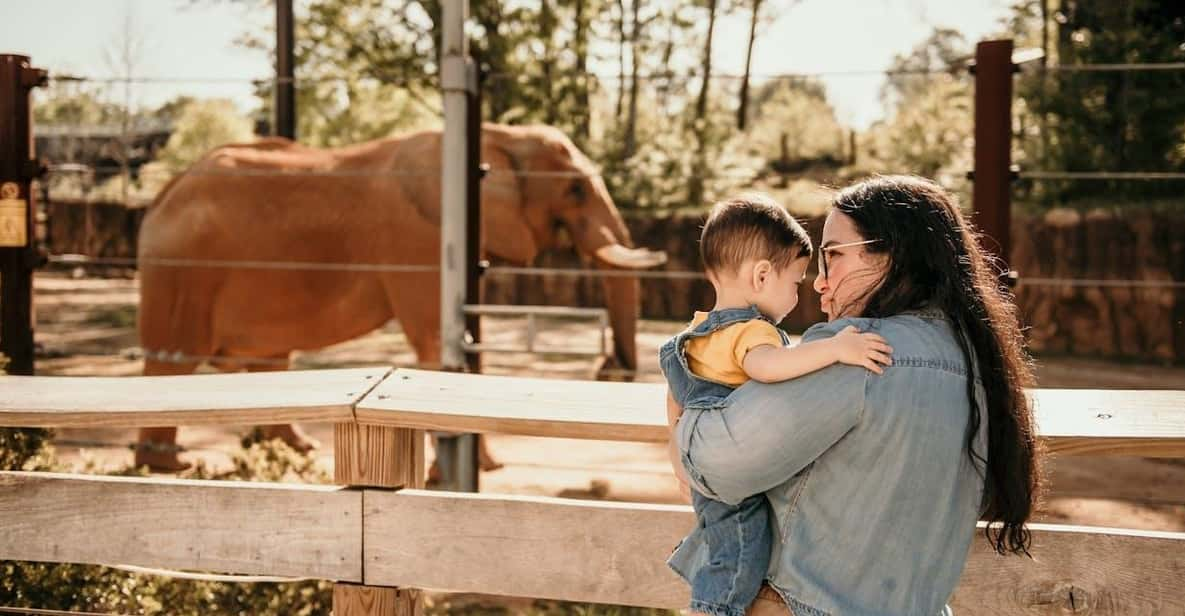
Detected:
[
  {"left": 971, "top": 39, "right": 1015, "bottom": 273},
  {"left": 333, "top": 422, "right": 425, "bottom": 616}
]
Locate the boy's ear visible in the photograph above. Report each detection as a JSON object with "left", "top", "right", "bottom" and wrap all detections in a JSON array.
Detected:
[{"left": 751, "top": 259, "right": 773, "bottom": 289}]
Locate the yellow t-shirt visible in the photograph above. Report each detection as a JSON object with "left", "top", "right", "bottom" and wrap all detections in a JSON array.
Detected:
[{"left": 683, "top": 311, "right": 785, "bottom": 386}]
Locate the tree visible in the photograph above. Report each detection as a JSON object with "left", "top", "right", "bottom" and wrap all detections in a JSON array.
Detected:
[
  {"left": 154, "top": 99, "right": 256, "bottom": 173},
  {"left": 1011, "top": 0, "right": 1185, "bottom": 206},
  {"left": 737, "top": 0, "right": 800, "bottom": 131}
]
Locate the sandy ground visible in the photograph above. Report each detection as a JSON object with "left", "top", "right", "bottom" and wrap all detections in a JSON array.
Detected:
[{"left": 26, "top": 271, "right": 1185, "bottom": 532}]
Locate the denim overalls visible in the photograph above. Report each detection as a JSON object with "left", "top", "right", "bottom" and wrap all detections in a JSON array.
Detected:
[{"left": 659, "top": 306, "right": 791, "bottom": 616}]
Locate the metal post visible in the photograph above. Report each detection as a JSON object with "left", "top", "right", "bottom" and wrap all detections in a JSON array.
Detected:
[
  {"left": 0, "top": 55, "right": 46, "bottom": 376},
  {"left": 275, "top": 0, "right": 296, "bottom": 140},
  {"left": 465, "top": 61, "right": 483, "bottom": 375},
  {"left": 440, "top": 0, "right": 479, "bottom": 492},
  {"left": 971, "top": 39, "right": 1014, "bottom": 272}
]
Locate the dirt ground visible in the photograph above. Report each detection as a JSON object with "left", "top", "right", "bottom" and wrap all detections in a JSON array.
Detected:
[{"left": 26, "top": 271, "right": 1185, "bottom": 532}]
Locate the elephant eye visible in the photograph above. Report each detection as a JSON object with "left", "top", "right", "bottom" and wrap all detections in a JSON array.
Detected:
[{"left": 567, "top": 179, "right": 586, "bottom": 203}]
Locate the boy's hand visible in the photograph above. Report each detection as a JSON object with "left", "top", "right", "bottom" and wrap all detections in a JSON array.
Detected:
[{"left": 832, "top": 325, "right": 893, "bottom": 374}]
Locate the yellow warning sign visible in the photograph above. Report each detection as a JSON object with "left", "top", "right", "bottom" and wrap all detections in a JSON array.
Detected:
[{"left": 0, "top": 182, "right": 28, "bottom": 247}]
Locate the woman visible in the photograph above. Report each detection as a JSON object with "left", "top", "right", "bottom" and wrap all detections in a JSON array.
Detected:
[{"left": 668, "top": 176, "right": 1044, "bottom": 616}]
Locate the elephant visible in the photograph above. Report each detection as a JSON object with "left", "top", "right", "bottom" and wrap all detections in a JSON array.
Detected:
[{"left": 133, "top": 123, "right": 666, "bottom": 471}]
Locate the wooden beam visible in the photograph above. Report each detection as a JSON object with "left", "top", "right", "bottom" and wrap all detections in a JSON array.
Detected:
[
  {"left": 363, "top": 490, "right": 1185, "bottom": 613},
  {"left": 334, "top": 423, "right": 424, "bottom": 489},
  {"left": 952, "top": 524, "right": 1185, "bottom": 615},
  {"left": 355, "top": 369, "right": 668, "bottom": 442},
  {"left": 333, "top": 403, "right": 424, "bottom": 613},
  {"left": 333, "top": 584, "right": 421, "bottom": 616},
  {"left": 0, "top": 472, "right": 361, "bottom": 581},
  {"left": 363, "top": 490, "right": 689, "bottom": 608},
  {"left": 0, "top": 367, "right": 390, "bottom": 428},
  {"left": 1035, "top": 389, "right": 1185, "bottom": 456},
  {"left": 356, "top": 370, "right": 1185, "bottom": 456}
]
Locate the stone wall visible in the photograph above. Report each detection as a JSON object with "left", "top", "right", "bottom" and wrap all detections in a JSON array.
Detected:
[{"left": 44, "top": 201, "right": 1184, "bottom": 364}]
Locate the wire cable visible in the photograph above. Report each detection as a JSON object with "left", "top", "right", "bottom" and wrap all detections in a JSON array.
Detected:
[{"left": 1019, "top": 171, "right": 1185, "bottom": 181}]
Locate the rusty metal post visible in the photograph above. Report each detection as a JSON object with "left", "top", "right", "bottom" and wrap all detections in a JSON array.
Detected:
[
  {"left": 0, "top": 54, "right": 47, "bottom": 376},
  {"left": 275, "top": 0, "right": 296, "bottom": 140},
  {"left": 464, "top": 62, "right": 483, "bottom": 375},
  {"left": 971, "top": 39, "right": 1014, "bottom": 272}
]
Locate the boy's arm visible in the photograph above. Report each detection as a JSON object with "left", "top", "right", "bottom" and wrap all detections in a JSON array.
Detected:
[{"left": 742, "top": 325, "right": 893, "bottom": 383}]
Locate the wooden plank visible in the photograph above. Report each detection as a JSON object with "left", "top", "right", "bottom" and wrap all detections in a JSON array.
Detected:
[
  {"left": 334, "top": 423, "right": 425, "bottom": 489},
  {"left": 953, "top": 524, "right": 1185, "bottom": 615},
  {"left": 1035, "top": 389, "right": 1185, "bottom": 457},
  {"left": 363, "top": 490, "right": 690, "bottom": 607},
  {"left": 354, "top": 369, "right": 668, "bottom": 442},
  {"left": 0, "top": 367, "right": 390, "bottom": 428},
  {"left": 356, "top": 371, "right": 1185, "bottom": 456},
  {"left": 333, "top": 584, "right": 421, "bottom": 616},
  {"left": 363, "top": 491, "right": 1185, "bottom": 613},
  {"left": 0, "top": 471, "right": 362, "bottom": 582}
]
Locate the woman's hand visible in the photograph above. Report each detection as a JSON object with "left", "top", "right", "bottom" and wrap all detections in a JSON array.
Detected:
[{"left": 831, "top": 325, "right": 893, "bottom": 374}]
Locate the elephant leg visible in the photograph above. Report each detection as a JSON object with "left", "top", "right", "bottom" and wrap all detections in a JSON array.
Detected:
[
  {"left": 243, "top": 358, "right": 320, "bottom": 454},
  {"left": 135, "top": 358, "right": 201, "bottom": 472}
]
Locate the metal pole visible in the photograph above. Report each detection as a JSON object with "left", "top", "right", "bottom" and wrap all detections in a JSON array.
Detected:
[
  {"left": 275, "top": 0, "right": 296, "bottom": 140},
  {"left": 465, "top": 61, "right": 483, "bottom": 375},
  {"left": 0, "top": 55, "right": 47, "bottom": 375},
  {"left": 440, "top": 0, "right": 478, "bottom": 492},
  {"left": 971, "top": 39, "right": 1014, "bottom": 273}
]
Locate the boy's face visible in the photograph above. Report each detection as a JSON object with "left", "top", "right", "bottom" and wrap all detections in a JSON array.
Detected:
[{"left": 753, "top": 255, "right": 811, "bottom": 323}]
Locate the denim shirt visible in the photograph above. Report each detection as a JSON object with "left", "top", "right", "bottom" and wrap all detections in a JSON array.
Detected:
[
  {"left": 658, "top": 305, "right": 792, "bottom": 412},
  {"left": 669, "top": 311, "right": 987, "bottom": 616}
]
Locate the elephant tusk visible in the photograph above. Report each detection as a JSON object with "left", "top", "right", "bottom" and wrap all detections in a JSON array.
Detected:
[{"left": 594, "top": 244, "right": 668, "bottom": 269}]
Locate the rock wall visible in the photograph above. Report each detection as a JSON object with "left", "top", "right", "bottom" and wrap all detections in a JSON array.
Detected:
[{"left": 44, "top": 201, "right": 1184, "bottom": 364}]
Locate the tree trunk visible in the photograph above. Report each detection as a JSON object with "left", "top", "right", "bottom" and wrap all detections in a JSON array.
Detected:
[
  {"left": 694, "top": 0, "right": 717, "bottom": 122},
  {"left": 737, "top": 0, "right": 762, "bottom": 131},
  {"left": 615, "top": 0, "right": 627, "bottom": 120},
  {"left": 574, "top": 0, "right": 590, "bottom": 144},
  {"left": 688, "top": 0, "right": 719, "bottom": 208},
  {"left": 624, "top": 0, "right": 641, "bottom": 157},
  {"left": 540, "top": 0, "right": 557, "bottom": 125}
]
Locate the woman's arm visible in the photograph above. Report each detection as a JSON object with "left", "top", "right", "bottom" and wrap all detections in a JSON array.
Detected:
[{"left": 682, "top": 319, "right": 871, "bottom": 505}]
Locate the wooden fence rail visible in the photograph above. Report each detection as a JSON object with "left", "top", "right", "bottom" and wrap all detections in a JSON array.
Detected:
[{"left": 3, "top": 367, "right": 1185, "bottom": 614}]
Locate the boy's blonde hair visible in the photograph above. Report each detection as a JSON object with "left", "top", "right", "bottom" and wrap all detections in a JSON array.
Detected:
[{"left": 700, "top": 193, "right": 812, "bottom": 275}]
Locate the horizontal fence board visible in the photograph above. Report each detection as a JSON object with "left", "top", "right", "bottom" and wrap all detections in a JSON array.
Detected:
[
  {"left": 0, "top": 472, "right": 362, "bottom": 582},
  {"left": 1035, "top": 389, "right": 1185, "bottom": 457},
  {"left": 358, "top": 371, "right": 1185, "bottom": 456},
  {"left": 355, "top": 369, "right": 668, "bottom": 442},
  {"left": 0, "top": 367, "right": 389, "bottom": 428},
  {"left": 365, "top": 491, "right": 1185, "bottom": 613},
  {"left": 953, "top": 524, "right": 1185, "bottom": 615},
  {"left": 363, "top": 490, "right": 690, "bottom": 607}
]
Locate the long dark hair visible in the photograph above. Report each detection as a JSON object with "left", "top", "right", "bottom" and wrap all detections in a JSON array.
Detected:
[{"left": 832, "top": 175, "right": 1043, "bottom": 556}]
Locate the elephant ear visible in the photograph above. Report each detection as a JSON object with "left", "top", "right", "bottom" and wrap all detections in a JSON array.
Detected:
[{"left": 481, "top": 140, "right": 540, "bottom": 265}]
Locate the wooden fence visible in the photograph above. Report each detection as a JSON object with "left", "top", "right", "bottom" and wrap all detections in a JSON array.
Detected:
[{"left": 3, "top": 367, "right": 1185, "bottom": 615}]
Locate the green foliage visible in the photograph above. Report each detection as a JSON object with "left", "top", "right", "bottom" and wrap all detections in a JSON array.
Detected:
[
  {"left": 33, "top": 82, "right": 124, "bottom": 127},
  {"left": 0, "top": 428, "right": 57, "bottom": 471},
  {"left": 155, "top": 99, "right": 256, "bottom": 173},
  {"left": 1010, "top": 0, "right": 1185, "bottom": 209},
  {"left": 745, "top": 80, "right": 845, "bottom": 167}
]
